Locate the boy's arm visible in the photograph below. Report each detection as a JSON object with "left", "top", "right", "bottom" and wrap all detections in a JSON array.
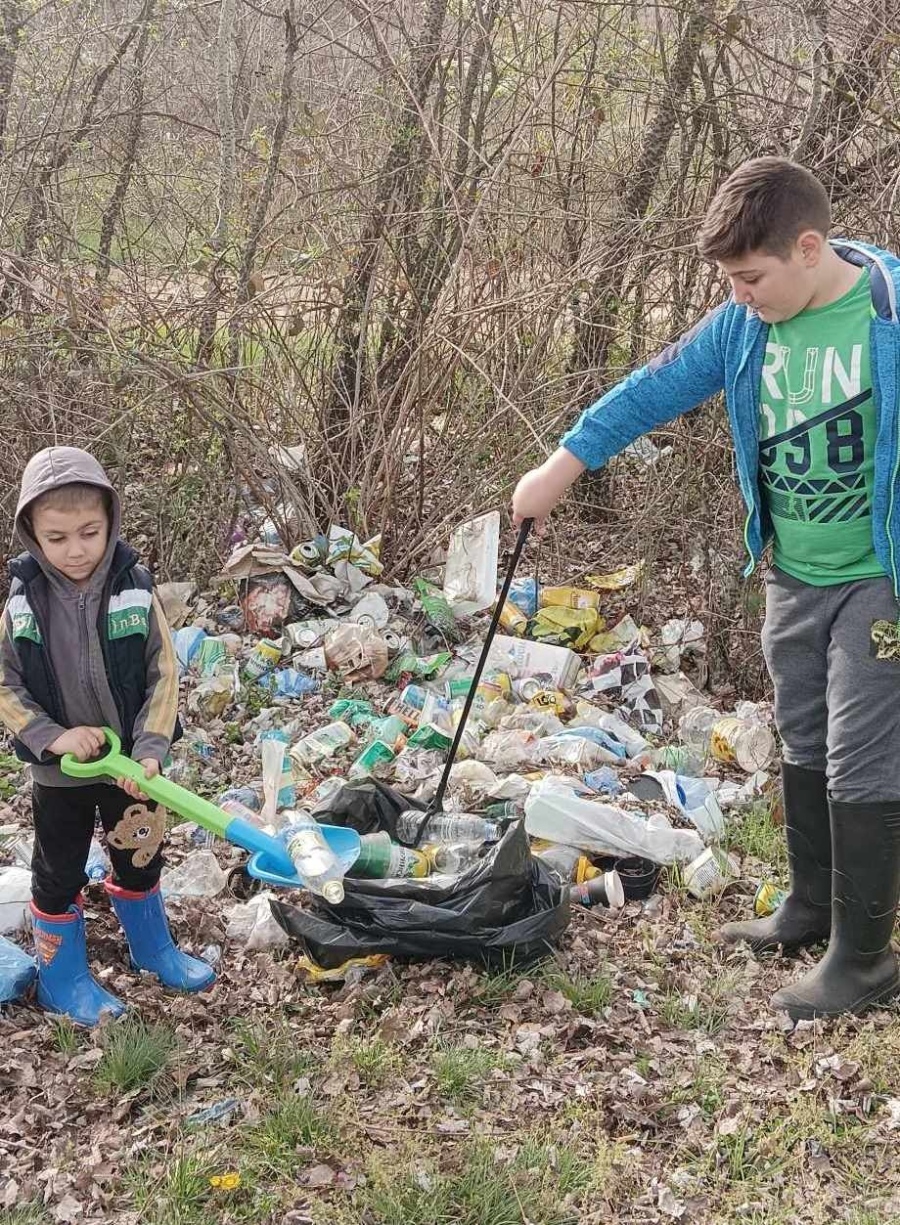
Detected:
[
  {"left": 0, "top": 602, "right": 68, "bottom": 760},
  {"left": 130, "top": 593, "right": 180, "bottom": 765},
  {"left": 514, "top": 301, "right": 730, "bottom": 525}
]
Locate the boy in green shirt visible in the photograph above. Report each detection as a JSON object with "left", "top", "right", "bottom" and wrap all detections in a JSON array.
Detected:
[{"left": 513, "top": 158, "right": 900, "bottom": 1021}]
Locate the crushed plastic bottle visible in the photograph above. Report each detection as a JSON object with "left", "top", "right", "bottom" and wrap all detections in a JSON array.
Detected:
[
  {"left": 426, "top": 841, "right": 486, "bottom": 874},
  {"left": 710, "top": 716, "right": 776, "bottom": 773},
  {"left": 85, "top": 837, "right": 111, "bottom": 883},
  {"left": 678, "top": 705, "right": 775, "bottom": 773},
  {"left": 281, "top": 812, "right": 347, "bottom": 903},
  {"left": 395, "top": 811, "right": 502, "bottom": 845},
  {"left": 532, "top": 842, "right": 600, "bottom": 883},
  {"left": 160, "top": 850, "right": 228, "bottom": 898}
]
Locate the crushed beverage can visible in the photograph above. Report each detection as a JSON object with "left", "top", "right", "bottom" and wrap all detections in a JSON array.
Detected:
[
  {"left": 527, "top": 688, "right": 575, "bottom": 718},
  {"left": 512, "top": 673, "right": 555, "bottom": 702},
  {"left": 497, "top": 599, "right": 528, "bottom": 636},
  {"left": 348, "top": 739, "right": 396, "bottom": 779},
  {"left": 539, "top": 585, "right": 600, "bottom": 611},
  {"left": 754, "top": 880, "right": 788, "bottom": 917},
  {"left": 243, "top": 638, "right": 283, "bottom": 680}
]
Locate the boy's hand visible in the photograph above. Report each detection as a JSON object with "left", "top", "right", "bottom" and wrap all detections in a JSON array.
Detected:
[
  {"left": 512, "top": 448, "right": 587, "bottom": 534},
  {"left": 117, "top": 758, "right": 160, "bottom": 802},
  {"left": 48, "top": 726, "right": 107, "bottom": 761}
]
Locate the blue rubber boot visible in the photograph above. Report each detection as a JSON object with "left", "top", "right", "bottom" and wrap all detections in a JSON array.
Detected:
[
  {"left": 105, "top": 881, "right": 216, "bottom": 992},
  {"left": 30, "top": 898, "right": 127, "bottom": 1027}
]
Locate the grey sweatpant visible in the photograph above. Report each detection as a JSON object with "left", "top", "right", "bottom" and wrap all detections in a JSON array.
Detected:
[{"left": 762, "top": 567, "right": 900, "bottom": 803}]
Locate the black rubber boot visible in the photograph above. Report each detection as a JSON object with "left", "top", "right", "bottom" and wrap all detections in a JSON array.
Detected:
[
  {"left": 719, "top": 763, "right": 831, "bottom": 955},
  {"left": 772, "top": 799, "right": 900, "bottom": 1021}
]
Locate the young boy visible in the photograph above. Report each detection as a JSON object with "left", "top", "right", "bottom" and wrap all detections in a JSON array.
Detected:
[
  {"left": 0, "top": 446, "right": 215, "bottom": 1026},
  {"left": 513, "top": 157, "right": 900, "bottom": 1021}
]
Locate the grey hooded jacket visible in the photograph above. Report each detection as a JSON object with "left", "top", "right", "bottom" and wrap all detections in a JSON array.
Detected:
[{"left": 0, "top": 447, "right": 179, "bottom": 786}]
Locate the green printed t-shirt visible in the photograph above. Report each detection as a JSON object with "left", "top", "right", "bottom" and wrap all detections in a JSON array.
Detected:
[{"left": 758, "top": 269, "right": 886, "bottom": 585}]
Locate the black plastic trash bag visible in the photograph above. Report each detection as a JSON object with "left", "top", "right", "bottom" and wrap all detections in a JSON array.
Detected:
[
  {"left": 311, "top": 778, "right": 427, "bottom": 843},
  {"left": 270, "top": 822, "right": 570, "bottom": 968}
]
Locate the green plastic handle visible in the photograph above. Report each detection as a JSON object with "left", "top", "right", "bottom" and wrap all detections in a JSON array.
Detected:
[{"left": 61, "top": 726, "right": 232, "bottom": 838}]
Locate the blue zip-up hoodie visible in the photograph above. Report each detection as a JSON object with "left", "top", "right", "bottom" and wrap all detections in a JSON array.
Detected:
[{"left": 561, "top": 240, "right": 900, "bottom": 597}]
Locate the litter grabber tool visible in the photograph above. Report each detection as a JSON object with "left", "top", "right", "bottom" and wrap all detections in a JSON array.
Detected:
[
  {"left": 61, "top": 727, "right": 360, "bottom": 890},
  {"left": 424, "top": 517, "right": 533, "bottom": 823}
]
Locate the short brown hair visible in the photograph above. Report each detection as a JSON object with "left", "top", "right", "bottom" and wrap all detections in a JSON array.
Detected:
[
  {"left": 697, "top": 157, "right": 831, "bottom": 261},
  {"left": 28, "top": 482, "right": 109, "bottom": 524}
]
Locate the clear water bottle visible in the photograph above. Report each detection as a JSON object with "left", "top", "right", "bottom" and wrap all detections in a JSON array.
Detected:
[
  {"left": 426, "top": 841, "right": 485, "bottom": 874},
  {"left": 395, "top": 811, "right": 501, "bottom": 845},
  {"left": 85, "top": 837, "right": 111, "bottom": 883},
  {"left": 678, "top": 706, "right": 719, "bottom": 753},
  {"left": 280, "top": 812, "right": 347, "bottom": 903}
]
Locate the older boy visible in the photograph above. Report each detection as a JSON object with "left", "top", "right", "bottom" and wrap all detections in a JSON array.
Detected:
[{"left": 513, "top": 158, "right": 900, "bottom": 1021}]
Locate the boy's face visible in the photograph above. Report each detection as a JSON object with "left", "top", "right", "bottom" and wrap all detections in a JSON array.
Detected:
[
  {"left": 718, "top": 231, "right": 824, "bottom": 323},
  {"left": 30, "top": 498, "right": 109, "bottom": 585}
]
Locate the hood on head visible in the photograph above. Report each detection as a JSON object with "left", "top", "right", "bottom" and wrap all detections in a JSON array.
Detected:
[{"left": 14, "top": 446, "right": 121, "bottom": 585}]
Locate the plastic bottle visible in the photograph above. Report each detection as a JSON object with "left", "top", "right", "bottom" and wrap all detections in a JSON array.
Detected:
[
  {"left": 395, "top": 811, "right": 502, "bottom": 845},
  {"left": 533, "top": 843, "right": 600, "bottom": 883},
  {"left": 281, "top": 812, "right": 347, "bottom": 902},
  {"left": 426, "top": 841, "right": 485, "bottom": 874},
  {"left": 678, "top": 705, "right": 775, "bottom": 774},
  {"left": 85, "top": 837, "right": 111, "bottom": 883},
  {"left": 678, "top": 706, "right": 720, "bottom": 754},
  {"left": 288, "top": 722, "right": 355, "bottom": 770},
  {"left": 710, "top": 716, "right": 776, "bottom": 773},
  {"left": 348, "top": 831, "right": 430, "bottom": 879}
]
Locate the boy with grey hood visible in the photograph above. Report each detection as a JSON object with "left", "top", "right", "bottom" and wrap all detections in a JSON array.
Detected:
[{"left": 0, "top": 446, "right": 215, "bottom": 1026}]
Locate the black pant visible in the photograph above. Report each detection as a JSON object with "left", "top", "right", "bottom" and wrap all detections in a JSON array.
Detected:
[{"left": 31, "top": 782, "right": 165, "bottom": 914}]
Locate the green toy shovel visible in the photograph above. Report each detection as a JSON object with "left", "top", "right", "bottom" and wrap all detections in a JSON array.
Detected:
[{"left": 60, "top": 727, "right": 360, "bottom": 889}]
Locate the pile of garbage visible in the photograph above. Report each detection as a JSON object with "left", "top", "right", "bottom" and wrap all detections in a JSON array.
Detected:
[{"left": 0, "top": 509, "right": 781, "bottom": 992}]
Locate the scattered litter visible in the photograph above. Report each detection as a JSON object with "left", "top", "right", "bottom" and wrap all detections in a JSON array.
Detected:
[
  {"left": 0, "top": 508, "right": 787, "bottom": 1010},
  {"left": 0, "top": 866, "right": 31, "bottom": 934},
  {"left": 187, "top": 1099, "right": 242, "bottom": 1127},
  {"left": 0, "top": 934, "right": 36, "bottom": 1002}
]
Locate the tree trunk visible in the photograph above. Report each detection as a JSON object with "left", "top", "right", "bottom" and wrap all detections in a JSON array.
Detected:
[{"left": 568, "top": 5, "right": 709, "bottom": 394}]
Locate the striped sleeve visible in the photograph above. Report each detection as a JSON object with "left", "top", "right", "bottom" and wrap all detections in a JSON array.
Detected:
[
  {"left": 0, "top": 600, "right": 67, "bottom": 758},
  {"left": 129, "top": 592, "right": 180, "bottom": 763}
]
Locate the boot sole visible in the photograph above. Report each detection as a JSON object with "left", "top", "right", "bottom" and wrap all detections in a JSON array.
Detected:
[
  {"left": 773, "top": 971, "right": 900, "bottom": 1021},
  {"left": 719, "top": 927, "right": 830, "bottom": 957}
]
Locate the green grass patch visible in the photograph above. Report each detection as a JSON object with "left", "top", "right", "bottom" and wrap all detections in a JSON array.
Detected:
[
  {"left": 332, "top": 1034, "right": 403, "bottom": 1088},
  {"left": 49, "top": 1015, "right": 80, "bottom": 1055},
  {"left": 666, "top": 1053, "right": 728, "bottom": 1119},
  {"left": 229, "top": 1018, "right": 318, "bottom": 1089},
  {"left": 94, "top": 1015, "right": 177, "bottom": 1095},
  {"left": 356, "top": 1135, "right": 602, "bottom": 1225},
  {"left": 725, "top": 797, "right": 787, "bottom": 872},
  {"left": 468, "top": 954, "right": 549, "bottom": 1007},
  {"left": 431, "top": 1042, "right": 509, "bottom": 1106},
  {"left": 541, "top": 965, "right": 612, "bottom": 1017},
  {"left": 240, "top": 1091, "right": 334, "bottom": 1178},
  {"left": 0, "top": 1208, "right": 54, "bottom": 1225},
  {"left": 124, "top": 1152, "right": 216, "bottom": 1225},
  {"left": 657, "top": 977, "right": 734, "bottom": 1036}
]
